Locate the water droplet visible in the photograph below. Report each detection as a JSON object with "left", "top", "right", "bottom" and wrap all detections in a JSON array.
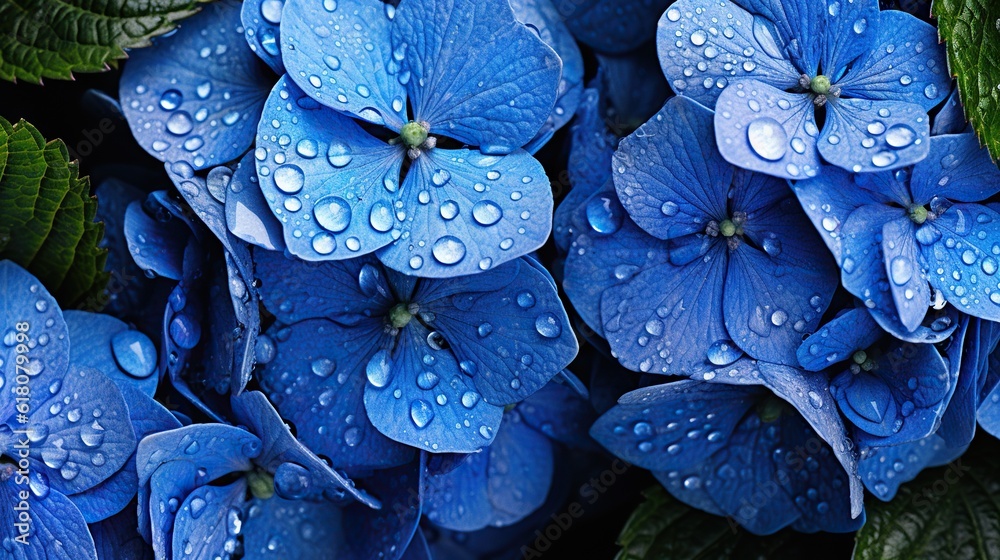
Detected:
[
  {"left": 366, "top": 350, "right": 392, "bottom": 387},
  {"left": 747, "top": 118, "right": 788, "bottom": 161},
  {"left": 586, "top": 196, "right": 623, "bottom": 234},
  {"left": 707, "top": 340, "right": 743, "bottom": 366},
  {"left": 885, "top": 125, "right": 916, "bottom": 149},
  {"left": 166, "top": 112, "right": 194, "bottom": 135},
  {"left": 439, "top": 200, "right": 459, "bottom": 220},
  {"left": 889, "top": 256, "right": 913, "bottom": 285},
  {"left": 311, "top": 358, "right": 335, "bottom": 378},
  {"left": 327, "top": 142, "right": 353, "bottom": 168},
  {"left": 431, "top": 236, "right": 466, "bottom": 265},
  {"left": 472, "top": 200, "right": 503, "bottom": 226},
  {"left": 312, "top": 233, "right": 336, "bottom": 255},
  {"left": 410, "top": 399, "right": 434, "bottom": 428},
  {"left": 273, "top": 164, "right": 305, "bottom": 193},
  {"left": 314, "top": 196, "right": 352, "bottom": 232},
  {"left": 535, "top": 313, "right": 561, "bottom": 338},
  {"left": 159, "top": 89, "right": 183, "bottom": 111},
  {"left": 110, "top": 330, "right": 157, "bottom": 379}
]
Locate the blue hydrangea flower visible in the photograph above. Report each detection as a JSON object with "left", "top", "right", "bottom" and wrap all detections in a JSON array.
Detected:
[
  {"left": 591, "top": 359, "right": 864, "bottom": 534},
  {"left": 564, "top": 96, "right": 837, "bottom": 374},
  {"left": 796, "top": 306, "right": 958, "bottom": 450},
  {"left": 794, "top": 133, "right": 1000, "bottom": 333},
  {"left": 120, "top": 0, "right": 275, "bottom": 171},
  {"left": 422, "top": 372, "right": 596, "bottom": 530},
  {"left": 657, "top": 0, "right": 950, "bottom": 178},
  {"left": 253, "top": 0, "right": 563, "bottom": 277},
  {"left": 861, "top": 316, "right": 1000, "bottom": 501},
  {"left": 136, "top": 391, "right": 380, "bottom": 559},
  {"left": 253, "top": 249, "right": 578, "bottom": 458},
  {"left": 0, "top": 261, "right": 142, "bottom": 559}
]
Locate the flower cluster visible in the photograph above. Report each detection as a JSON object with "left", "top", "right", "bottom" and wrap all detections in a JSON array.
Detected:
[
  {"left": 7, "top": 0, "right": 1000, "bottom": 556},
  {"left": 562, "top": 0, "right": 1000, "bottom": 536}
]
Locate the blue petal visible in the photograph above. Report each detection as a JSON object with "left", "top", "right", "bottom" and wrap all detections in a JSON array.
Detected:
[
  {"left": 837, "top": 11, "right": 948, "bottom": 111},
  {"left": 655, "top": 0, "right": 799, "bottom": 107},
  {"left": 71, "top": 386, "right": 180, "bottom": 523},
  {"left": 424, "top": 409, "right": 553, "bottom": 530},
  {"left": 602, "top": 240, "right": 728, "bottom": 374},
  {"left": 119, "top": 0, "right": 273, "bottom": 169},
  {"left": 226, "top": 152, "right": 287, "bottom": 251},
  {"left": 922, "top": 203, "right": 1000, "bottom": 321},
  {"left": 797, "top": 307, "right": 883, "bottom": 371},
  {"left": 137, "top": 425, "right": 260, "bottom": 487},
  {"left": 146, "top": 460, "right": 202, "bottom": 559},
  {"left": 702, "top": 406, "right": 799, "bottom": 534},
  {"left": 63, "top": 311, "right": 159, "bottom": 397},
  {"left": 255, "top": 76, "right": 404, "bottom": 261},
  {"left": 728, "top": 0, "right": 824, "bottom": 73},
  {"left": 563, "top": 208, "right": 670, "bottom": 337},
  {"left": 910, "top": 134, "right": 1000, "bottom": 204},
  {"left": 401, "top": 531, "right": 431, "bottom": 560},
  {"left": 242, "top": 0, "right": 286, "bottom": 74},
  {"left": 818, "top": 98, "right": 931, "bottom": 173},
  {"left": 393, "top": 0, "right": 561, "bottom": 152},
  {"left": 714, "top": 80, "right": 821, "bottom": 180},
  {"left": 565, "top": 0, "right": 670, "bottom": 54},
  {"left": 840, "top": 204, "right": 907, "bottom": 320},
  {"left": 932, "top": 88, "right": 969, "bottom": 136},
  {"left": 653, "top": 464, "right": 726, "bottom": 518},
  {"left": 0, "top": 475, "right": 98, "bottom": 560},
  {"left": 0, "top": 260, "right": 70, "bottom": 395},
  {"left": 725, "top": 191, "right": 838, "bottom": 366},
  {"left": 882, "top": 217, "right": 930, "bottom": 331},
  {"left": 746, "top": 362, "right": 863, "bottom": 520},
  {"left": 416, "top": 258, "right": 577, "bottom": 404},
  {"left": 364, "top": 322, "right": 504, "bottom": 453},
  {"left": 231, "top": 391, "right": 378, "bottom": 506},
  {"left": 90, "top": 505, "right": 154, "bottom": 560},
  {"left": 123, "top": 200, "right": 190, "bottom": 280},
  {"left": 257, "top": 319, "right": 412, "bottom": 470},
  {"left": 254, "top": 249, "right": 394, "bottom": 325},
  {"left": 93, "top": 179, "right": 155, "bottom": 319},
  {"left": 517, "top": 376, "right": 599, "bottom": 449},
  {"left": 553, "top": 88, "right": 615, "bottom": 252},
  {"left": 792, "top": 167, "right": 881, "bottom": 262},
  {"left": 376, "top": 148, "right": 553, "bottom": 278},
  {"left": 171, "top": 479, "right": 247, "bottom": 560},
  {"left": 817, "top": 0, "right": 881, "bottom": 77},
  {"left": 858, "top": 435, "right": 945, "bottom": 501},
  {"left": 509, "top": 0, "right": 585, "bottom": 145},
  {"left": 614, "top": 97, "right": 732, "bottom": 240},
  {"left": 590, "top": 381, "right": 759, "bottom": 471},
  {"left": 340, "top": 459, "right": 421, "bottom": 558},
  {"left": 21, "top": 365, "right": 136, "bottom": 496},
  {"left": 241, "top": 496, "right": 345, "bottom": 559},
  {"left": 279, "top": 0, "right": 407, "bottom": 129},
  {"left": 934, "top": 316, "right": 990, "bottom": 454}
]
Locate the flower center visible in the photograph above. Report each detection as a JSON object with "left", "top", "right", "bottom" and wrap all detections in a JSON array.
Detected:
[
  {"left": 389, "top": 303, "right": 414, "bottom": 328},
  {"left": 810, "top": 75, "right": 832, "bottom": 95},
  {"left": 247, "top": 469, "right": 275, "bottom": 500},
  {"left": 909, "top": 204, "right": 929, "bottom": 224},
  {"left": 757, "top": 396, "right": 786, "bottom": 423},
  {"left": 400, "top": 121, "right": 429, "bottom": 148},
  {"left": 850, "top": 349, "right": 877, "bottom": 373},
  {"left": 719, "top": 219, "right": 738, "bottom": 237}
]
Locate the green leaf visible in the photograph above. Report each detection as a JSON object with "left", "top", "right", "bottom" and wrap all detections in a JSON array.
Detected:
[
  {"left": 933, "top": 0, "right": 1000, "bottom": 158},
  {"left": 0, "top": 116, "right": 108, "bottom": 308},
  {"left": 616, "top": 486, "right": 850, "bottom": 559},
  {"left": 853, "top": 439, "right": 1000, "bottom": 560},
  {"left": 0, "top": 0, "right": 206, "bottom": 83}
]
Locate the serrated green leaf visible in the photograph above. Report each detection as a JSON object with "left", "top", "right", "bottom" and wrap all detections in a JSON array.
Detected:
[
  {"left": 853, "top": 440, "right": 1000, "bottom": 560},
  {"left": 933, "top": 0, "right": 1000, "bottom": 159},
  {"left": 0, "top": 116, "right": 108, "bottom": 308},
  {"left": 0, "top": 0, "right": 206, "bottom": 83},
  {"left": 615, "top": 486, "right": 849, "bottom": 560}
]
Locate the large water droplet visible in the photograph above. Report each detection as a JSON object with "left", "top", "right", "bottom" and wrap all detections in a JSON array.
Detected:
[
  {"left": 111, "top": 330, "right": 157, "bottom": 378},
  {"left": 327, "top": 143, "right": 353, "bottom": 168},
  {"left": 314, "top": 196, "right": 352, "bottom": 232},
  {"left": 707, "top": 340, "right": 743, "bottom": 366},
  {"left": 535, "top": 313, "right": 561, "bottom": 338},
  {"left": 747, "top": 118, "right": 788, "bottom": 161},
  {"left": 410, "top": 399, "right": 434, "bottom": 428},
  {"left": 472, "top": 200, "right": 503, "bottom": 226},
  {"left": 432, "top": 236, "right": 466, "bottom": 265},
  {"left": 273, "top": 165, "right": 305, "bottom": 194},
  {"left": 366, "top": 350, "right": 392, "bottom": 387}
]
